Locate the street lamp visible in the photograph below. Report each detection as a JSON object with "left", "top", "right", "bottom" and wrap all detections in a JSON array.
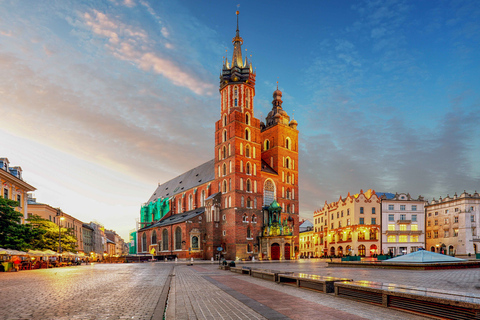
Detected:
[{"left": 57, "top": 209, "right": 65, "bottom": 254}]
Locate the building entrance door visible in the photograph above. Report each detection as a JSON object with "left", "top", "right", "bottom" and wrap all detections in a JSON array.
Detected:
[
  {"left": 271, "top": 243, "right": 280, "bottom": 260},
  {"left": 284, "top": 243, "right": 291, "bottom": 260}
]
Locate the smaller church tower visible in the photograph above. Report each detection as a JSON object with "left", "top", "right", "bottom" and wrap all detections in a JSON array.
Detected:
[{"left": 260, "top": 86, "right": 300, "bottom": 239}]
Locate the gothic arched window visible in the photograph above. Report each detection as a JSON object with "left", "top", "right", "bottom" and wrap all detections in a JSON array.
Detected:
[
  {"left": 162, "top": 229, "right": 168, "bottom": 251},
  {"left": 142, "top": 233, "right": 147, "bottom": 252},
  {"left": 245, "top": 128, "right": 250, "bottom": 141},
  {"left": 175, "top": 227, "right": 182, "bottom": 250},
  {"left": 264, "top": 140, "right": 270, "bottom": 150},
  {"left": 264, "top": 179, "right": 275, "bottom": 206},
  {"left": 152, "top": 230, "right": 157, "bottom": 245}
]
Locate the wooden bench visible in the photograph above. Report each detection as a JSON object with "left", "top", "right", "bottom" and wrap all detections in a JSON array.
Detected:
[
  {"left": 248, "top": 269, "right": 293, "bottom": 282},
  {"left": 334, "top": 280, "right": 480, "bottom": 320},
  {"left": 230, "top": 266, "right": 251, "bottom": 275},
  {"left": 277, "top": 273, "right": 352, "bottom": 293}
]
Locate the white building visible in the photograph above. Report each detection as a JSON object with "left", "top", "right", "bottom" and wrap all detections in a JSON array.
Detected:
[
  {"left": 380, "top": 193, "right": 426, "bottom": 256},
  {"left": 425, "top": 191, "right": 480, "bottom": 256}
]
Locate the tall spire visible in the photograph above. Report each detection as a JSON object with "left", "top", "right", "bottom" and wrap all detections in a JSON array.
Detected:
[{"left": 232, "top": 11, "right": 244, "bottom": 68}]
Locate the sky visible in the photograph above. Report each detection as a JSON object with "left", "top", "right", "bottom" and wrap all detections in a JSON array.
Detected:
[{"left": 1, "top": 0, "right": 479, "bottom": 241}]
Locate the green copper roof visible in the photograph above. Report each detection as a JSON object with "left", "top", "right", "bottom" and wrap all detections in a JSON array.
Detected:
[{"left": 269, "top": 200, "right": 281, "bottom": 209}]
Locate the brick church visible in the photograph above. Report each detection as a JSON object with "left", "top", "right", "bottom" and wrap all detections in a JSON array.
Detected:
[{"left": 137, "top": 13, "right": 299, "bottom": 261}]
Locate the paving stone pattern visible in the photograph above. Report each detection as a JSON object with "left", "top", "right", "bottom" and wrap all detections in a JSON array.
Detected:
[
  {"left": 0, "top": 264, "right": 170, "bottom": 320},
  {"left": 2, "top": 260, "right": 474, "bottom": 319}
]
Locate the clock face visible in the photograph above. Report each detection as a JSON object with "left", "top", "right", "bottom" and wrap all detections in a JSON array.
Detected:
[{"left": 232, "top": 76, "right": 239, "bottom": 82}]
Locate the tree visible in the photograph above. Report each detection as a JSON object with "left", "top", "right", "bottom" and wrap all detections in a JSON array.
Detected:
[
  {"left": 0, "top": 197, "right": 35, "bottom": 251},
  {"left": 27, "top": 215, "right": 77, "bottom": 253}
]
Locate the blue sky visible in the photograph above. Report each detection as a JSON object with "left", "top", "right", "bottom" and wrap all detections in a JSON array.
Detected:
[{"left": 1, "top": 0, "right": 479, "bottom": 240}]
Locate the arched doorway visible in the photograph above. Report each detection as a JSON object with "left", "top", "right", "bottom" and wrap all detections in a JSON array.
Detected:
[
  {"left": 337, "top": 246, "right": 343, "bottom": 257},
  {"left": 330, "top": 246, "right": 335, "bottom": 256},
  {"left": 271, "top": 243, "right": 280, "bottom": 260},
  {"left": 358, "top": 245, "right": 366, "bottom": 257},
  {"left": 448, "top": 245, "right": 454, "bottom": 256},
  {"left": 370, "top": 244, "right": 377, "bottom": 256},
  {"left": 430, "top": 246, "right": 435, "bottom": 252},
  {"left": 346, "top": 245, "right": 352, "bottom": 255},
  {"left": 284, "top": 243, "right": 291, "bottom": 260}
]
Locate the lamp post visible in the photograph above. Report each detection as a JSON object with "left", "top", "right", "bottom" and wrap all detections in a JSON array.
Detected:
[{"left": 56, "top": 209, "right": 65, "bottom": 254}]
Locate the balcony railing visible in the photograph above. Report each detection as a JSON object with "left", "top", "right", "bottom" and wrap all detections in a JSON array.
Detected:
[{"left": 397, "top": 220, "right": 411, "bottom": 224}]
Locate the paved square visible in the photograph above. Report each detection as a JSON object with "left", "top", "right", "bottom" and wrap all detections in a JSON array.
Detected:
[{"left": 3, "top": 260, "right": 477, "bottom": 319}]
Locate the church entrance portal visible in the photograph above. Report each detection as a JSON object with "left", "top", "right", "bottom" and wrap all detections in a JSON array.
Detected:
[
  {"left": 284, "top": 243, "right": 291, "bottom": 260},
  {"left": 271, "top": 243, "right": 280, "bottom": 260}
]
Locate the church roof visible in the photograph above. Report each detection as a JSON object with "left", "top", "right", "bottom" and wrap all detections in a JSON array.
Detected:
[
  {"left": 261, "top": 159, "right": 277, "bottom": 175},
  {"left": 147, "top": 159, "right": 215, "bottom": 203},
  {"left": 387, "top": 250, "right": 466, "bottom": 263},
  {"left": 138, "top": 207, "right": 205, "bottom": 232}
]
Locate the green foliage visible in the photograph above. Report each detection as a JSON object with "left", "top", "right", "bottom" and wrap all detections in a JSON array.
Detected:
[
  {"left": 0, "top": 197, "right": 33, "bottom": 251},
  {"left": 0, "top": 197, "right": 77, "bottom": 252},
  {"left": 27, "top": 215, "right": 77, "bottom": 253}
]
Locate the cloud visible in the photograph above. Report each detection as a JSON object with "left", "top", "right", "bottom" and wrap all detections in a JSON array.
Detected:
[{"left": 82, "top": 9, "right": 214, "bottom": 95}]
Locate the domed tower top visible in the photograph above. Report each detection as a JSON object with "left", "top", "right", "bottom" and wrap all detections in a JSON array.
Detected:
[{"left": 264, "top": 83, "right": 291, "bottom": 128}]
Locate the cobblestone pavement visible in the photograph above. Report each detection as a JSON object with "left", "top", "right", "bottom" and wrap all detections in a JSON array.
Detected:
[
  {"left": 2, "top": 260, "right": 476, "bottom": 319},
  {"left": 172, "top": 264, "right": 426, "bottom": 320},
  {"left": 0, "top": 263, "right": 170, "bottom": 320}
]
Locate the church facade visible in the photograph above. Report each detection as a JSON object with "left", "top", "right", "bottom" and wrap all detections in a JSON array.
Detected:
[{"left": 137, "top": 14, "right": 299, "bottom": 261}]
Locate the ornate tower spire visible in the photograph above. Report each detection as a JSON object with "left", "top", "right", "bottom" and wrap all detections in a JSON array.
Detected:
[
  {"left": 219, "top": 11, "right": 255, "bottom": 91},
  {"left": 231, "top": 11, "right": 244, "bottom": 68}
]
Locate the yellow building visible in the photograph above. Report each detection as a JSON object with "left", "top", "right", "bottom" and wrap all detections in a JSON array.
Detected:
[
  {"left": 314, "top": 189, "right": 381, "bottom": 257},
  {"left": 299, "top": 229, "right": 315, "bottom": 258},
  {"left": 27, "top": 198, "right": 85, "bottom": 254},
  {"left": 0, "top": 158, "right": 36, "bottom": 223}
]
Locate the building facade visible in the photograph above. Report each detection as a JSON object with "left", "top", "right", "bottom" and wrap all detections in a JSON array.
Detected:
[
  {"left": 0, "top": 157, "right": 36, "bottom": 223},
  {"left": 89, "top": 222, "right": 106, "bottom": 261},
  {"left": 380, "top": 193, "right": 426, "bottom": 256},
  {"left": 137, "top": 13, "right": 300, "bottom": 261},
  {"left": 314, "top": 189, "right": 381, "bottom": 257},
  {"left": 425, "top": 191, "right": 480, "bottom": 256},
  {"left": 27, "top": 198, "right": 85, "bottom": 254},
  {"left": 82, "top": 224, "right": 94, "bottom": 257},
  {"left": 299, "top": 220, "right": 315, "bottom": 258}
]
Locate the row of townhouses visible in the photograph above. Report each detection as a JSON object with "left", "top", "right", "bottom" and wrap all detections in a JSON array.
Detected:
[
  {"left": 1, "top": 157, "right": 127, "bottom": 259},
  {"left": 304, "top": 189, "right": 480, "bottom": 258}
]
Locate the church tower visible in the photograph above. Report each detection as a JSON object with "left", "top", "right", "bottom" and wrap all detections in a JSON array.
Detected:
[
  {"left": 260, "top": 86, "right": 300, "bottom": 239},
  {"left": 214, "top": 12, "right": 263, "bottom": 260}
]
